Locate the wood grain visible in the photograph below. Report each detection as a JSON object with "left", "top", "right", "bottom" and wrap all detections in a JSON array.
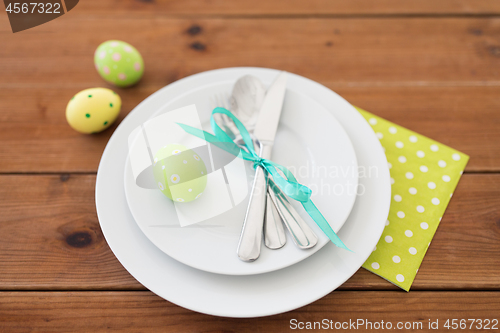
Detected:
[
  {"left": 0, "top": 291, "right": 499, "bottom": 332},
  {"left": 0, "top": 175, "right": 139, "bottom": 290},
  {"left": 0, "top": 174, "right": 498, "bottom": 291},
  {"left": 1, "top": 85, "right": 498, "bottom": 173},
  {"left": 22, "top": 0, "right": 500, "bottom": 16},
  {"left": 1, "top": 17, "right": 500, "bottom": 87}
]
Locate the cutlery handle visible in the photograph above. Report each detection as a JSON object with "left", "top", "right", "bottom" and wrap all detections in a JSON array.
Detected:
[
  {"left": 241, "top": 137, "right": 286, "bottom": 250},
  {"left": 264, "top": 193, "right": 286, "bottom": 249},
  {"left": 268, "top": 180, "right": 318, "bottom": 249},
  {"left": 237, "top": 144, "right": 273, "bottom": 261}
]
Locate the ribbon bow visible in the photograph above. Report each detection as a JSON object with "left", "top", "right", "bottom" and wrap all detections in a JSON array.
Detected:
[{"left": 177, "top": 107, "right": 350, "bottom": 251}]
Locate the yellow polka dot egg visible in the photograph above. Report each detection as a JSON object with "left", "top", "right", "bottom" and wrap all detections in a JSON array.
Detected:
[
  {"left": 66, "top": 88, "right": 121, "bottom": 134},
  {"left": 153, "top": 144, "right": 208, "bottom": 203},
  {"left": 94, "top": 40, "right": 144, "bottom": 87}
]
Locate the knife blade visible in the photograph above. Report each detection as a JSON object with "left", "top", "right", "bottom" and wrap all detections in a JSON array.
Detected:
[
  {"left": 253, "top": 72, "right": 288, "bottom": 144},
  {"left": 237, "top": 72, "right": 288, "bottom": 261}
]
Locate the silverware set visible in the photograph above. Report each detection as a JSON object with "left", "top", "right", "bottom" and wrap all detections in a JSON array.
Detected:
[{"left": 212, "top": 73, "right": 318, "bottom": 262}]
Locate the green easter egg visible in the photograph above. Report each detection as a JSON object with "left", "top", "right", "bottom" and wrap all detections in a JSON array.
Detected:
[
  {"left": 153, "top": 144, "right": 208, "bottom": 203},
  {"left": 66, "top": 88, "right": 121, "bottom": 134},
  {"left": 94, "top": 40, "right": 144, "bottom": 87}
]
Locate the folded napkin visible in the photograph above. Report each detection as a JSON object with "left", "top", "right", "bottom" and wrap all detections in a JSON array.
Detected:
[{"left": 356, "top": 107, "right": 469, "bottom": 291}]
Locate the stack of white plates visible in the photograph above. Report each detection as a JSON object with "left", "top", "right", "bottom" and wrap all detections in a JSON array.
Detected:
[{"left": 96, "top": 67, "right": 391, "bottom": 318}]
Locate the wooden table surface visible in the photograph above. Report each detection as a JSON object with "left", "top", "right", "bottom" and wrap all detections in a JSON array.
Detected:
[{"left": 1, "top": 1, "right": 500, "bottom": 331}]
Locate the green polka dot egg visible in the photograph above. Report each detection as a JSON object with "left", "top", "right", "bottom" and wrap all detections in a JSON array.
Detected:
[
  {"left": 153, "top": 144, "right": 208, "bottom": 203},
  {"left": 66, "top": 88, "right": 121, "bottom": 134},
  {"left": 94, "top": 40, "right": 144, "bottom": 87}
]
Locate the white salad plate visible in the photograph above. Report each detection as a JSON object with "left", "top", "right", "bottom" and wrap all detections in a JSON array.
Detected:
[
  {"left": 123, "top": 74, "right": 358, "bottom": 275},
  {"left": 96, "top": 67, "right": 391, "bottom": 318}
]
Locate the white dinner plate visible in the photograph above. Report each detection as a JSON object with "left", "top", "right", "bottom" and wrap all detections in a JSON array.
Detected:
[
  {"left": 124, "top": 77, "right": 358, "bottom": 275},
  {"left": 96, "top": 67, "right": 391, "bottom": 317}
]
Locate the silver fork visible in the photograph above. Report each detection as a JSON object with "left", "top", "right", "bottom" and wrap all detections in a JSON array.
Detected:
[{"left": 212, "top": 92, "right": 318, "bottom": 250}]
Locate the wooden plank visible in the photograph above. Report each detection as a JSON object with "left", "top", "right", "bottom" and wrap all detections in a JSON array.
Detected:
[
  {"left": 1, "top": 17, "right": 500, "bottom": 87},
  {"left": 0, "top": 87, "right": 151, "bottom": 173},
  {"left": 0, "top": 85, "right": 498, "bottom": 173},
  {"left": 0, "top": 291, "right": 499, "bottom": 332},
  {"left": 20, "top": 0, "right": 500, "bottom": 16},
  {"left": 0, "top": 175, "right": 140, "bottom": 290},
  {"left": 337, "top": 85, "right": 500, "bottom": 172},
  {"left": 0, "top": 174, "right": 498, "bottom": 291}
]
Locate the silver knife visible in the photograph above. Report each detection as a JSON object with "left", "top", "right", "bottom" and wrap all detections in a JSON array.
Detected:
[{"left": 237, "top": 72, "right": 288, "bottom": 261}]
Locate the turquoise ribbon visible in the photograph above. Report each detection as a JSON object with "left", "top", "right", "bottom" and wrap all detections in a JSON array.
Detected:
[{"left": 177, "top": 107, "right": 350, "bottom": 251}]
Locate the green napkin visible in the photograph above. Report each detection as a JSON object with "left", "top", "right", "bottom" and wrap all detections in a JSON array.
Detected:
[{"left": 356, "top": 107, "right": 469, "bottom": 291}]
